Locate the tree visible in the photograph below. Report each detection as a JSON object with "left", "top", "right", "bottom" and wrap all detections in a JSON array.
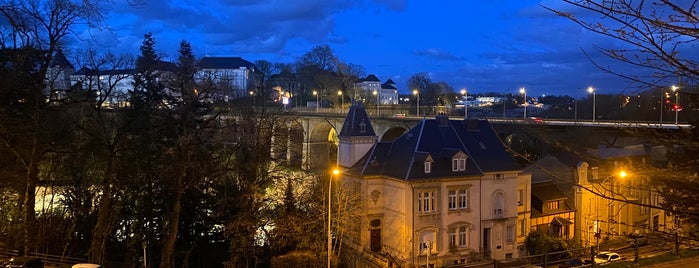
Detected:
[
  {"left": 0, "top": 0, "right": 106, "bottom": 255},
  {"left": 547, "top": 0, "right": 699, "bottom": 240},
  {"left": 543, "top": 1, "right": 698, "bottom": 87}
]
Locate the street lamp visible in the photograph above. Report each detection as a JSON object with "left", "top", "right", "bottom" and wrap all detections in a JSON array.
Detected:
[
  {"left": 460, "top": 88, "right": 467, "bottom": 119},
  {"left": 519, "top": 88, "right": 526, "bottom": 119},
  {"left": 588, "top": 86, "right": 596, "bottom": 122},
  {"left": 337, "top": 90, "right": 343, "bottom": 114},
  {"left": 328, "top": 168, "right": 340, "bottom": 268},
  {"left": 672, "top": 85, "right": 679, "bottom": 124},
  {"left": 313, "top": 90, "right": 319, "bottom": 113},
  {"left": 373, "top": 90, "right": 379, "bottom": 116},
  {"left": 249, "top": 90, "right": 255, "bottom": 107},
  {"left": 413, "top": 89, "right": 420, "bottom": 117}
]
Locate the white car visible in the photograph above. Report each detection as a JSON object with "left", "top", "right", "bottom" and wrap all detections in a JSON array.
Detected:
[{"left": 594, "top": 252, "right": 621, "bottom": 264}]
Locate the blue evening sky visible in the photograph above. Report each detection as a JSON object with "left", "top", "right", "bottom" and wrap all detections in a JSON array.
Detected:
[{"left": 74, "top": 0, "right": 655, "bottom": 97}]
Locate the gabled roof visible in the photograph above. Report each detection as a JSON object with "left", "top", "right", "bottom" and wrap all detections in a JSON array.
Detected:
[
  {"left": 339, "top": 101, "right": 377, "bottom": 137},
  {"left": 381, "top": 83, "right": 397, "bottom": 90},
  {"left": 197, "top": 56, "right": 258, "bottom": 71},
  {"left": 384, "top": 79, "right": 396, "bottom": 85},
  {"left": 356, "top": 74, "right": 380, "bottom": 83},
  {"left": 348, "top": 115, "right": 521, "bottom": 180},
  {"left": 50, "top": 50, "right": 73, "bottom": 69}
]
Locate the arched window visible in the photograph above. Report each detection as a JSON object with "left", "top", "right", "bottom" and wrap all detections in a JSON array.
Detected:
[{"left": 493, "top": 192, "right": 504, "bottom": 219}]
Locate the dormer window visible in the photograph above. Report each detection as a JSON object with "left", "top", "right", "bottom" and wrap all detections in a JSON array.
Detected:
[
  {"left": 359, "top": 120, "right": 367, "bottom": 133},
  {"left": 424, "top": 155, "right": 433, "bottom": 174},
  {"left": 451, "top": 152, "right": 467, "bottom": 172}
]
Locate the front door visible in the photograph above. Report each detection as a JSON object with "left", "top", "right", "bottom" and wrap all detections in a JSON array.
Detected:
[
  {"left": 483, "top": 228, "right": 491, "bottom": 257},
  {"left": 370, "top": 228, "right": 381, "bottom": 252}
]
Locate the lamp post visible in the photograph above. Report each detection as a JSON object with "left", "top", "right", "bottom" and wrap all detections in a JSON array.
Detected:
[
  {"left": 313, "top": 90, "right": 319, "bottom": 113},
  {"left": 460, "top": 88, "right": 467, "bottom": 119},
  {"left": 328, "top": 168, "right": 340, "bottom": 268},
  {"left": 413, "top": 89, "right": 420, "bottom": 117},
  {"left": 373, "top": 90, "right": 379, "bottom": 116},
  {"left": 588, "top": 86, "right": 596, "bottom": 122},
  {"left": 672, "top": 85, "right": 679, "bottom": 124},
  {"left": 249, "top": 90, "right": 255, "bottom": 107},
  {"left": 337, "top": 90, "right": 343, "bottom": 114},
  {"left": 519, "top": 88, "right": 526, "bottom": 119}
]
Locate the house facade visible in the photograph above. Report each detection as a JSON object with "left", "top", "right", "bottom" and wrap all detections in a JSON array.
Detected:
[
  {"left": 336, "top": 103, "right": 530, "bottom": 267},
  {"left": 353, "top": 74, "right": 399, "bottom": 106},
  {"left": 195, "top": 56, "right": 261, "bottom": 101}
]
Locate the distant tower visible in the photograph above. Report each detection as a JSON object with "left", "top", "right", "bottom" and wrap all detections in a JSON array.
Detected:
[{"left": 337, "top": 102, "right": 378, "bottom": 168}]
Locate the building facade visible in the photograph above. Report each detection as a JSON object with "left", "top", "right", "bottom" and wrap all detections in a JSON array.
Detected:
[
  {"left": 336, "top": 103, "right": 530, "bottom": 267},
  {"left": 195, "top": 56, "right": 261, "bottom": 101}
]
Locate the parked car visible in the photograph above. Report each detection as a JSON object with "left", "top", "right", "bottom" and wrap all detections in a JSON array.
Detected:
[
  {"left": 71, "top": 264, "right": 105, "bottom": 268},
  {"left": 2, "top": 257, "right": 43, "bottom": 268},
  {"left": 559, "top": 258, "right": 585, "bottom": 268},
  {"left": 594, "top": 252, "right": 621, "bottom": 264}
]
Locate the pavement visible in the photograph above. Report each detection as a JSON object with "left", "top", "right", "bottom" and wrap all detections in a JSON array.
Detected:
[{"left": 645, "top": 254, "right": 699, "bottom": 268}]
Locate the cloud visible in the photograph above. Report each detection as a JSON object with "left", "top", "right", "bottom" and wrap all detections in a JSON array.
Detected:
[{"left": 413, "top": 48, "right": 465, "bottom": 61}]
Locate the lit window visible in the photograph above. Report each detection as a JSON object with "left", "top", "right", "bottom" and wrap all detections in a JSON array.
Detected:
[{"left": 547, "top": 201, "right": 559, "bottom": 210}]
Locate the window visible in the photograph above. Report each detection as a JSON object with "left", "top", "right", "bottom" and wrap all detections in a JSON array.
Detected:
[
  {"left": 495, "top": 173, "right": 504, "bottom": 180},
  {"left": 419, "top": 231, "right": 435, "bottom": 253},
  {"left": 452, "top": 157, "right": 467, "bottom": 171},
  {"left": 448, "top": 190, "right": 457, "bottom": 210},
  {"left": 424, "top": 161, "right": 431, "bottom": 173},
  {"left": 519, "top": 219, "right": 526, "bottom": 236},
  {"left": 507, "top": 225, "right": 514, "bottom": 242},
  {"left": 506, "top": 253, "right": 513, "bottom": 259},
  {"left": 459, "top": 189, "right": 469, "bottom": 209},
  {"left": 493, "top": 192, "right": 504, "bottom": 218},
  {"left": 448, "top": 188, "right": 470, "bottom": 211},
  {"left": 518, "top": 189, "right": 524, "bottom": 206},
  {"left": 459, "top": 226, "right": 468, "bottom": 246},
  {"left": 449, "top": 225, "right": 470, "bottom": 248},
  {"left": 418, "top": 191, "right": 436, "bottom": 213},
  {"left": 547, "top": 201, "right": 559, "bottom": 210}
]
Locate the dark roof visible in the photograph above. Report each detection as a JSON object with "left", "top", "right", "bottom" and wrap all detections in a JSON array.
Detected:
[
  {"left": 531, "top": 182, "right": 575, "bottom": 217},
  {"left": 339, "top": 102, "right": 377, "bottom": 137},
  {"left": 198, "top": 57, "right": 258, "bottom": 71},
  {"left": 385, "top": 79, "right": 396, "bottom": 85},
  {"left": 72, "top": 67, "right": 135, "bottom": 76},
  {"left": 524, "top": 155, "right": 576, "bottom": 184},
  {"left": 381, "top": 83, "right": 397, "bottom": 90},
  {"left": 50, "top": 50, "right": 73, "bottom": 69},
  {"left": 348, "top": 115, "right": 521, "bottom": 180},
  {"left": 72, "top": 60, "right": 176, "bottom": 76},
  {"left": 356, "top": 74, "right": 380, "bottom": 83}
]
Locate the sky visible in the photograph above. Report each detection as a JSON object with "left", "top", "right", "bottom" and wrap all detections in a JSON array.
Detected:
[{"left": 73, "top": 0, "right": 659, "bottom": 97}]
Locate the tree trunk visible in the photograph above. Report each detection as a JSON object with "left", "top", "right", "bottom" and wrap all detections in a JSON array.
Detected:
[
  {"left": 160, "top": 178, "right": 183, "bottom": 268},
  {"left": 88, "top": 157, "right": 114, "bottom": 264},
  {"left": 22, "top": 162, "right": 39, "bottom": 255}
]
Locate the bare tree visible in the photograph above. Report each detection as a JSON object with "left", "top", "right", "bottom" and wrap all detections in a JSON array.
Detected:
[
  {"left": 0, "top": 0, "right": 105, "bottom": 255},
  {"left": 542, "top": 0, "right": 698, "bottom": 86}
]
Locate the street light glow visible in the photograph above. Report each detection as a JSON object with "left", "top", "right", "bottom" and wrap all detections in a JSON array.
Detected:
[{"left": 618, "top": 170, "right": 627, "bottom": 178}]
